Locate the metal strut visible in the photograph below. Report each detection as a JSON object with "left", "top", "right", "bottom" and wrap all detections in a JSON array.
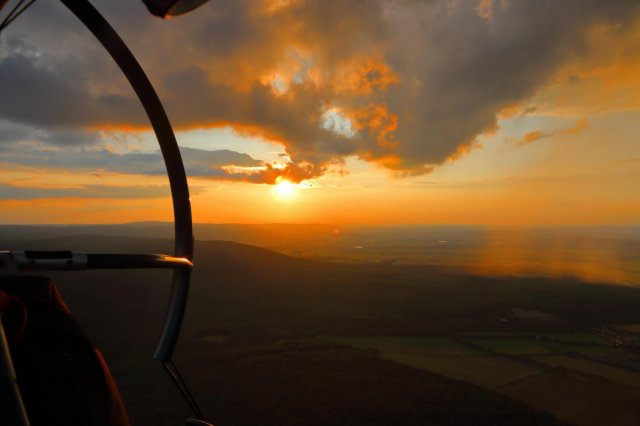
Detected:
[
  {"left": 59, "top": 0, "right": 205, "bottom": 422},
  {"left": 0, "top": 0, "right": 36, "bottom": 33},
  {"left": 59, "top": 0, "right": 194, "bottom": 363}
]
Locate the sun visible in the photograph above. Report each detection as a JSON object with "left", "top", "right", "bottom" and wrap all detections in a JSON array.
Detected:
[{"left": 274, "top": 179, "right": 297, "bottom": 199}]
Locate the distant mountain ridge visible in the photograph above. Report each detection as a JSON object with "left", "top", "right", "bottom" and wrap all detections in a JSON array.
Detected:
[{"left": 2, "top": 222, "right": 638, "bottom": 285}]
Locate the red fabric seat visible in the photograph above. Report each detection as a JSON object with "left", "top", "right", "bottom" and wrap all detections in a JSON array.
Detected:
[{"left": 0, "top": 276, "right": 130, "bottom": 426}]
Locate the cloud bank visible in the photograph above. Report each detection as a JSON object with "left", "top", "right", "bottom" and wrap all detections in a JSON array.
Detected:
[
  {"left": 0, "top": 0, "right": 638, "bottom": 182},
  {"left": 0, "top": 182, "right": 173, "bottom": 200}
]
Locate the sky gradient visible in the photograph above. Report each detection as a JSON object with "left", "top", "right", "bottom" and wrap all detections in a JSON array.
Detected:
[{"left": 0, "top": 0, "right": 638, "bottom": 224}]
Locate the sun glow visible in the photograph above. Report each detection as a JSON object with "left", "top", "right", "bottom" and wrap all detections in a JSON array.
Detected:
[{"left": 274, "top": 179, "right": 297, "bottom": 199}]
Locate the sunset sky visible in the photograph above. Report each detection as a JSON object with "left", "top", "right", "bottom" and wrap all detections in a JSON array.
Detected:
[{"left": 0, "top": 0, "right": 638, "bottom": 225}]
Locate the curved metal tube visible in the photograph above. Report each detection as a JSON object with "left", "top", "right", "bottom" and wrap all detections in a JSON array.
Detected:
[{"left": 60, "top": 0, "right": 194, "bottom": 361}]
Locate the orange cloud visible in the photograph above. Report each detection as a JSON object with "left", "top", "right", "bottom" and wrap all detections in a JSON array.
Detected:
[
  {"left": 252, "top": 162, "right": 322, "bottom": 184},
  {"left": 350, "top": 103, "right": 398, "bottom": 149},
  {"left": 530, "top": 18, "right": 640, "bottom": 115},
  {"left": 475, "top": 0, "right": 494, "bottom": 20},
  {"left": 517, "top": 130, "right": 545, "bottom": 146},
  {"left": 331, "top": 56, "right": 399, "bottom": 95},
  {"left": 448, "top": 141, "right": 485, "bottom": 162},
  {"left": 213, "top": 160, "right": 336, "bottom": 185},
  {"left": 515, "top": 118, "right": 588, "bottom": 146}
]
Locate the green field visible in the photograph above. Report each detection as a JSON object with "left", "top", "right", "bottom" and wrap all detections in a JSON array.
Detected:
[
  {"left": 326, "top": 333, "right": 640, "bottom": 426},
  {"left": 614, "top": 324, "right": 640, "bottom": 333},
  {"left": 538, "top": 332, "right": 611, "bottom": 344},
  {"left": 500, "top": 369, "right": 640, "bottom": 426},
  {"left": 464, "top": 338, "right": 553, "bottom": 355},
  {"left": 530, "top": 355, "right": 640, "bottom": 390},
  {"left": 322, "top": 336, "right": 479, "bottom": 356},
  {"left": 385, "top": 353, "right": 545, "bottom": 387},
  {"left": 541, "top": 341, "right": 626, "bottom": 354}
]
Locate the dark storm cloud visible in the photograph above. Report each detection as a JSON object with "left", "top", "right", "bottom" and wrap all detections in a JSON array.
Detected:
[
  {"left": 0, "top": 142, "right": 263, "bottom": 177},
  {"left": 0, "top": 120, "right": 101, "bottom": 146},
  {"left": 380, "top": 0, "right": 640, "bottom": 171},
  {"left": 0, "top": 44, "right": 145, "bottom": 129},
  {"left": 0, "top": 0, "right": 638, "bottom": 179}
]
